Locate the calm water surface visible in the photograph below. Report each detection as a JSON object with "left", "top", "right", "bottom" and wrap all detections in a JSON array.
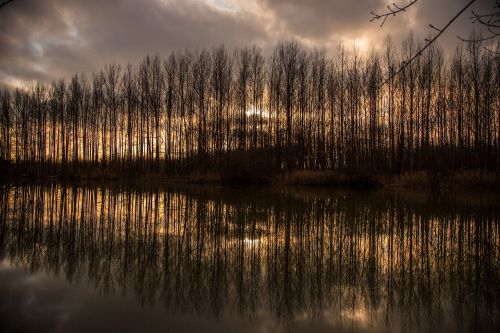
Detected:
[{"left": 0, "top": 185, "right": 499, "bottom": 333}]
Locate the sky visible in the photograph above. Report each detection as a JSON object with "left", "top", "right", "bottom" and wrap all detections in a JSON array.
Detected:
[{"left": 0, "top": 0, "right": 496, "bottom": 89}]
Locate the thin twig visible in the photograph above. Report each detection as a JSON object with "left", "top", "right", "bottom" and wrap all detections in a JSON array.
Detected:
[
  {"left": 379, "top": 0, "right": 477, "bottom": 87},
  {"left": 370, "top": 1, "right": 418, "bottom": 27},
  {"left": 457, "top": 1, "right": 500, "bottom": 57},
  {"left": 0, "top": 0, "right": 15, "bottom": 9},
  {"left": 459, "top": 34, "right": 498, "bottom": 43}
]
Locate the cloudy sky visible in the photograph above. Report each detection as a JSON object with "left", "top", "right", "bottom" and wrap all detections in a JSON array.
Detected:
[{"left": 0, "top": 0, "right": 495, "bottom": 88}]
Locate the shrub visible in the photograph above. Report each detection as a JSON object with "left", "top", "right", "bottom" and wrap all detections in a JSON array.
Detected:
[{"left": 221, "top": 149, "right": 275, "bottom": 185}]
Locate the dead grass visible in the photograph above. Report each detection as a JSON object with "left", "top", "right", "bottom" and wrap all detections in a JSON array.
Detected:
[
  {"left": 279, "top": 170, "right": 381, "bottom": 188},
  {"left": 389, "top": 171, "right": 432, "bottom": 189},
  {"left": 387, "top": 170, "right": 500, "bottom": 190},
  {"left": 282, "top": 169, "right": 500, "bottom": 190},
  {"left": 444, "top": 170, "right": 500, "bottom": 189},
  {"left": 3, "top": 157, "right": 499, "bottom": 191},
  {"left": 279, "top": 170, "right": 345, "bottom": 186},
  {"left": 185, "top": 172, "right": 221, "bottom": 184}
]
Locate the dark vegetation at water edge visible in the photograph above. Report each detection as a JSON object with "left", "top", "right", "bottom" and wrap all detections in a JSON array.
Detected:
[
  {"left": 0, "top": 36, "right": 499, "bottom": 186},
  {"left": 2, "top": 158, "right": 500, "bottom": 191}
]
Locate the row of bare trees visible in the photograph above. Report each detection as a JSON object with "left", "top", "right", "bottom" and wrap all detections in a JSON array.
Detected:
[{"left": 0, "top": 36, "right": 499, "bottom": 175}]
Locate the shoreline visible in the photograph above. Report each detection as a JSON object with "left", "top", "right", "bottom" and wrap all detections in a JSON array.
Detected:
[{"left": 2, "top": 162, "right": 500, "bottom": 192}]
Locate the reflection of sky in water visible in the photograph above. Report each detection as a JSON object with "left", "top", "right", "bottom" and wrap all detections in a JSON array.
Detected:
[
  {"left": 0, "top": 186, "right": 499, "bottom": 333},
  {"left": 1, "top": 260, "right": 366, "bottom": 333},
  {"left": 0, "top": 261, "right": 271, "bottom": 333}
]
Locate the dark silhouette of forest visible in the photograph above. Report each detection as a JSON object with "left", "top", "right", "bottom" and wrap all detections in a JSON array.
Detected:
[{"left": 0, "top": 36, "right": 499, "bottom": 182}]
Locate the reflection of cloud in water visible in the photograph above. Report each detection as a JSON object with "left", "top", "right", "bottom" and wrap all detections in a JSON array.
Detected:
[
  {"left": 0, "top": 264, "right": 76, "bottom": 332},
  {"left": 0, "top": 261, "right": 276, "bottom": 333}
]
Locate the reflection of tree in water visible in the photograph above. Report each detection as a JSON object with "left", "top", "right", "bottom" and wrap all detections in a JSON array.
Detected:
[{"left": 0, "top": 185, "right": 499, "bottom": 331}]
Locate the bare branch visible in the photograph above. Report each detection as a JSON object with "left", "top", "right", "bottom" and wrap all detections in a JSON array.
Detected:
[
  {"left": 0, "top": 0, "right": 15, "bottom": 9},
  {"left": 379, "top": 0, "right": 477, "bottom": 87},
  {"left": 483, "top": 46, "right": 500, "bottom": 57},
  {"left": 458, "top": 33, "right": 498, "bottom": 43},
  {"left": 429, "top": 24, "right": 442, "bottom": 33},
  {"left": 471, "top": 11, "right": 500, "bottom": 29},
  {"left": 370, "top": 1, "right": 418, "bottom": 27},
  {"left": 470, "top": 3, "right": 500, "bottom": 29},
  {"left": 457, "top": 1, "right": 500, "bottom": 53}
]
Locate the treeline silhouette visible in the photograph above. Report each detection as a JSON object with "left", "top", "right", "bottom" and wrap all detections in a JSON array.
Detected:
[
  {"left": 0, "top": 35, "right": 499, "bottom": 177},
  {"left": 0, "top": 185, "right": 499, "bottom": 331}
]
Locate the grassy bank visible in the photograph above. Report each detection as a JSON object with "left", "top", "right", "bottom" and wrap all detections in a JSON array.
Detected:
[
  {"left": 280, "top": 170, "right": 500, "bottom": 190},
  {"left": 386, "top": 170, "right": 500, "bottom": 190},
  {"left": 1, "top": 160, "right": 499, "bottom": 190}
]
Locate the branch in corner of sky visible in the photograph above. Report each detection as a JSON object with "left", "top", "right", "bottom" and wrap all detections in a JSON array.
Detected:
[
  {"left": 457, "top": 0, "right": 500, "bottom": 57},
  {"left": 370, "top": 0, "right": 419, "bottom": 27},
  {"left": 0, "top": 0, "right": 15, "bottom": 10},
  {"left": 372, "top": 0, "right": 477, "bottom": 87}
]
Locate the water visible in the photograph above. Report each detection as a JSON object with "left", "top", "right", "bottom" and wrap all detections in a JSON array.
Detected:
[{"left": 0, "top": 185, "right": 499, "bottom": 333}]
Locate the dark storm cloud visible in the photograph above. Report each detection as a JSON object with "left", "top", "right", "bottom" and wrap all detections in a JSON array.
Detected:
[
  {"left": 256, "top": 0, "right": 387, "bottom": 39},
  {"left": 0, "top": 0, "right": 495, "bottom": 88},
  {"left": 406, "top": 0, "right": 496, "bottom": 51},
  {"left": 0, "top": 0, "right": 267, "bottom": 88},
  {"left": 256, "top": 0, "right": 496, "bottom": 46}
]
